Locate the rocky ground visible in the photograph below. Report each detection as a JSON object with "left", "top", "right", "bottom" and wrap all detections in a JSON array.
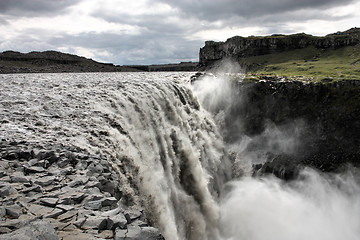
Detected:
[{"left": 0, "top": 140, "right": 164, "bottom": 240}]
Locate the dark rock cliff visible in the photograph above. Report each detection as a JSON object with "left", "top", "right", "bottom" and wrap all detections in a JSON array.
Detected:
[
  {"left": 199, "top": 28, "right": 360, "bottom": 67},
  {"left": 194, "top": 76, "right": 360, "bottom": 179},
  {"left": 236, "top": 80, "right": 360, "bottom": 177}
]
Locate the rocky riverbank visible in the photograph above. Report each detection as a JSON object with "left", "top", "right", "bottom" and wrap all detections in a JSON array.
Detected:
[{"left": 0, "top": 140, "right": 164, "bottom": 239}]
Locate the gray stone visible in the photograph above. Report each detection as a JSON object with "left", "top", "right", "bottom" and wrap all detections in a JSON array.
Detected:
[
  {"left": 124, "top": 209, "right": 143, "bottom": 223},
  {"left": 97, "top": 230, "right": 114, "bottom": 239},
  {"left": 84, "top": 180, "right": 100, "bottom": 189},
  {"left": 56, "top": 210, "right": 77, "bottom": 223},
  {"left": 0, "top": 185, "right": 18, "bottom": 197},
  {"left": 84, "top": 200, "right": 102, "bottom": 210},
  {"left": 115, "top": 226, "right": 141, "bottom": 240},
  {"left": 0, "top": 175, "right": 11, "bottom": 182},
  {"left": 0, "top": 226, "right": 12, "bottom": 234},
  {"left": 59, "top": 167, "right": 73, "bottom": 176},
  {"left": 40, "top": 197, "right": 59, "bottom": 207},
  {"left": 44, "top": 208, "right": 63, "bottom": 219},
  {"left": 0, "top": 206, "right": 6, "bottom": 218},
  {"left": 58, "top": 190, "right": 86, "bottom": 205},
  {"left": 10, "top": 172, "right": 30, "bottom": 183},
  {"left": 57, "top": 229, "right": 99, "bottom": 240},
  {"left": 27, "top": 158, "right": 40, "bottom": 166},
  {"left": 0, "top": 219, "right": 30, "bottom": 230},
  {"left": 101, "top": 196, "right": 118, "bottom": 207},
  {"left": 21, "top": 184, "right": 42, "bottom": 194},
  {"left": 129, "top": 219, "right": 148, "bottom": 228},
  {"left": 0, "top": 220, "right": 58, "bottom": 240},
  {"left": 100, "top": 207, "right": 122, "bottom": 217},
  {"left": 74, "top": 216, "right": 107, "bottom": 230},
  {"left": 56, "top": 204, "right": 75, "bottom": 212},
  {"left": 34, "top": 176, "right": 56, "bottom": 186},
  {"left": 115, "top": 226, "right": 165, "bottom": 240},
  {"left": 109, "top": 214, "right": 128, "bottom": 230},
  {"left": 87, "top": 163, "right": 104, "bottom": 174},
  {"left": 24, "top": 165, "right": 46, "bottom": 174},
  {"left": 27, "top": 203, "right": 58, "bottom": 217},
  {"left": 5, "top": 204, "right": 22, "bottom": 219},
  {"left": 68, "top": 176, "right": 89, "bottom": 188}
]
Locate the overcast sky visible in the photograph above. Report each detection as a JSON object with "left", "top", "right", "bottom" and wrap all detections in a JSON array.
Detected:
[{"left": 0, "top": 0, "right": 359, "bottom": 65}]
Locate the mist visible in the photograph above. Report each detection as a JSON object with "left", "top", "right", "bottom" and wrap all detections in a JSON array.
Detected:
[
  {"left": 190, "top": 60, "right": 360, "bottom": 240},
  {"left": 219, "top": 169, "right": 360, "bottom": 240}
]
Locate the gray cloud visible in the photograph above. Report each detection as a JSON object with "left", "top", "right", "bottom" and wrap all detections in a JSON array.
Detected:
[
  {"left": 49, "top": 31, "right": 201, "bottom": 65},
  {"left": 0, "top": 0, "right": 358, "bottom": 65},
  {"left": 156, "top": 0, "right": 356, "bottom": 21},
  {"left": 0, "top": 0, "right": 82, "bottom": 16}
]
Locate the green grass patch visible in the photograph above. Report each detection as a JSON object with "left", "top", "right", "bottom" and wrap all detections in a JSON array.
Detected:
[{"left": 240, "top": 44, "right": 360, "bottom": 81}]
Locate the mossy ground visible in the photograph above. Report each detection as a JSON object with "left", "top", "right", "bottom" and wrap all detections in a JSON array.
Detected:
[{"left": 240, "top": 44, "right": 360, "bottom": 82}]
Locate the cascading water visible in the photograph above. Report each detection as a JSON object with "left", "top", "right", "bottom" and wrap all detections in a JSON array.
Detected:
[
  {"left": 1, "top": 72, "right": 360, "bottom": 240},
  {"left": 0, "top": 72, "right": 228, "bottom": 240}
]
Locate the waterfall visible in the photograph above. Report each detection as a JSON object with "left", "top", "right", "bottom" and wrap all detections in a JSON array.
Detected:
[
  {"left": 91, "top": 73, "right": 230, "bottom": 240},
  {"left": 2, "top": 72, "right": 360, "bottom": 240}
]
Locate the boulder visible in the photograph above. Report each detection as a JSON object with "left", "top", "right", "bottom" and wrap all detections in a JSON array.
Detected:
[{"left": 0, "top": 220, "right": 58, "bottom": 240}]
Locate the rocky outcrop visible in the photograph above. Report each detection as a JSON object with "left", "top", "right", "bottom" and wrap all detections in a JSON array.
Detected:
[
  {"left": 0, "top": 51, "right": 139, "bottom": 73},
  {"left": 0, "top": 141, "right": 164, "bottom": 239},
  {"left": 193, "top": 75, "right": 360, "bottom": 178},
  {"left": 199, "top": 28, "right": 360, "bottom": 67},
  {"left": 237, "top": 79, "right": 360, "bottom": 176}
]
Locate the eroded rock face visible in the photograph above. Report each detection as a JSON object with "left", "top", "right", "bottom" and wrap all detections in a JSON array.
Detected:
[
  {"left": 200, "top": 78, "right": 360, "bottom": 178},
  {"left": 199, "top": 28, "right": 360, "bottom": 67}
]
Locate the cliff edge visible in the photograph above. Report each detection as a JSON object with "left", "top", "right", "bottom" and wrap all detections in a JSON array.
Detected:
[{"left": 199, "top": 28, "right": 360, "bottom": 69}]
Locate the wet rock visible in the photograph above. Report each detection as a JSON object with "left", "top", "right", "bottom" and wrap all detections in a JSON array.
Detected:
[{"left": 0, "top": 220, "right": 58, "bottom": 240}]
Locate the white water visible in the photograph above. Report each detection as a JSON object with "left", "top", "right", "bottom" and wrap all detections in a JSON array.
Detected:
[{"left": 1, "top": 72, "right": 360, "bottom": 240}]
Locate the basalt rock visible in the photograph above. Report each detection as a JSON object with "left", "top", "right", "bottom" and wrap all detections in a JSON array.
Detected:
[
  {"left": 214, "top": 79, "right": 360, "bottom": 177},
  {"left": 0, "top": 142, "right": 165, "bottom": 239},
  {"left": 199, "top": 27, "right": 360, "bottom": 67}
]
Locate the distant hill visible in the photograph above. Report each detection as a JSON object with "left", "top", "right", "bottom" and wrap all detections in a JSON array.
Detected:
[
  {"left": 0, "top": 50, "right": 139, "bottom": 73},
  {"left": 199, "top": 28, "right": 360, "bottom": 81}
]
